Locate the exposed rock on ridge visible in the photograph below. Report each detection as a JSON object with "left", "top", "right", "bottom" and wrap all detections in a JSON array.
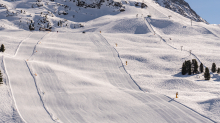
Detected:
[{"left": 154, "top": 0, "right": 208, "bottom": 24}]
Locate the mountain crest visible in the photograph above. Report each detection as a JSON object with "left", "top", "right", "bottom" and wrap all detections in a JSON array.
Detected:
[{"left": 154, "top": 0, "right": 208, "bottom": 24}]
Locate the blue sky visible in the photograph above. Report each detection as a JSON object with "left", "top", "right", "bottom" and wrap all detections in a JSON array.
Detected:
[{"left": 184, "top": 0, "right": 220, "bottom": 24}]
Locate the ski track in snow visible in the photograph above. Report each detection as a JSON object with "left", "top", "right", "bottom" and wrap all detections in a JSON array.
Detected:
[
  {"left": 0, "top": 31, "right": 36, "bottom": 123},
  {"left": 25, "top": 32, "right": 58, "bottom": 122},
  {"left": 98, "top": 33, "right": 144, "bottom": 91},
  {"left": 144, "top": 17, "right": 205, "bottom": 66},
  {"left": 4, "top": 32, "right": 56, "bottom": 123},
  {"left": 88, "top": 33, "right": 141, "bottom": 91},
  {"left": 25, "top": 60, "right": 59, "bottom": 123},
  {"left": 1, "top": 56, "right": 26, "bottom": 123},
  {"left": 14, "top": 33, "right": 33, "bottom": 57},
  {"left": 28, "top": 32, "right": 49, "bottom": 60}
]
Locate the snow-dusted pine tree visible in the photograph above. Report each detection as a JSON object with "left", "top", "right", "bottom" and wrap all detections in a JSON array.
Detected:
[
  {"left": 200, "top": 63, "right": 204, "bottom": 73},
  {"left": 0, "top": 44, "right": 5, "bottom": 52},
  {"left": 185, "top": 60, "right": 191, "bottom": 75},
  {"left": 211, "top": 63, "right": 216, "bottom": 73},
  {"left": 204, "top": 67, "right": 210, "bottom": 80},
  {"left": 192, "top": 59, "right": 198, "bottom": 74},
  {"left": 182, "top": 62, "right": 186, "bottom": 75},
  {"left": 217, "top": 68, "right": 220, "bottom": 74}
]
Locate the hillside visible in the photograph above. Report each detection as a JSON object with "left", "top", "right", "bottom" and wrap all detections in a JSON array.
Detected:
[{"left": 1, "top": 0, "right": 220, "bottom": 122}]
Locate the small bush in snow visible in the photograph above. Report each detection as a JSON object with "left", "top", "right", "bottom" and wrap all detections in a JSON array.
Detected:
[
  {"left": 0, "top": 44, "right": 5, "bottom": 52},
  {"left": 211, "top": 63, "right": 216, "bottom": 73},
  {"left": 204, "top": 67, "right": 210, "bottom": 80},
  {"left": 217, "top": 68, "right": 220, "bottom": 74}
]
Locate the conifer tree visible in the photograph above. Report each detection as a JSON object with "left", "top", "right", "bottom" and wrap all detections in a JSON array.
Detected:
[
  {"left": 217, "top": 68, "right": 220, "bottom": 74},
  {"left": 204, "top": 67, "right": 210, "bottom": 80},
  {"left": 182, "top": 63, "right": 186, "bottom": 75},
  {"left": 193, "top": 59, "right": 198, "bottom": 74},
  {"left": 185, "top": 60, "right": 189, "bottom": 71},
  {"left": 211, "top": 63, "right": 216, "bottom": 73},
  {"left": 184, "top": 60, "right": 191, "bottom": 75},
  {"left": 0, "top": 44, "right": 5, "bottom": 52},
  {"left": 200, "top": 63, "right": 204, "bottom": 73},
  {"left": 188, "top": 61, "right": 191, "bottom": 75},
  {"left": 0, "top": 70, "right": 3, "bottom": 85}
]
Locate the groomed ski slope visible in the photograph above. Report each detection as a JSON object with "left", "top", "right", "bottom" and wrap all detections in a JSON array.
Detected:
[
  {"left": 1, "top": 0, "right": 220, "bottom": 122},
  {"left": 3, "top": 31, "right": 214, "bottom": 123}
]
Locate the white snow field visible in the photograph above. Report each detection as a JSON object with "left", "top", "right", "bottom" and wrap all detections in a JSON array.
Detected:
[{"left": 1, "top": 0, "right": 220, "bottom": 122}]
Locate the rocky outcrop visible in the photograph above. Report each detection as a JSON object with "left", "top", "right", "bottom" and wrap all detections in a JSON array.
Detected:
[{"left": 154, "top": 0, "right": 208, "bottom": 24}]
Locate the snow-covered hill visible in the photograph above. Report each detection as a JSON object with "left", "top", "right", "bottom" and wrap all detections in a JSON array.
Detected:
[{"left": 1, "top": 0, "right": 220, "bottom": 122}]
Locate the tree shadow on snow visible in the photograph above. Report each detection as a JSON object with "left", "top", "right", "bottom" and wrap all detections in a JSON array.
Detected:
[
  {"left": 198, "top": 98, "right": 220, "bottom": 112},
  {"left": 164, "top": 95, "right": 217, "bottom": 123},
  {"left": 211, "top": 73, "right": 220, "bottom": 82},
  {"left": 173, "top": 72, "right": 193, "bottom": 78}
]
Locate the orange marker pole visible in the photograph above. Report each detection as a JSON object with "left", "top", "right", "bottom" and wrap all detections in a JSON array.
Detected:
[
  {"left": 176, "top": 92, "right": 178, "bottom": 98},
  {"left": 126, "top": 61, "right": 127, "bottom": 65}
]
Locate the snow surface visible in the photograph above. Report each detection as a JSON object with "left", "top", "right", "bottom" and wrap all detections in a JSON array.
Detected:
[{"left": 1, "top": 0, "right": 220, "bottom": 122}]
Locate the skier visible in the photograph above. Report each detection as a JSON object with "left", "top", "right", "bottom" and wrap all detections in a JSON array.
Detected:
[{"left": 57, "top": 31, "right": 58, "bottom": 33}]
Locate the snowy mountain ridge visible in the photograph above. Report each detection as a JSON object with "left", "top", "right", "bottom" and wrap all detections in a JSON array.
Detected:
[
  {"left": 154, "top": 0, "right": 208, "bottom": 24},
  {"left": 0, "top": 0, "right": 209, "bottom": 31}
]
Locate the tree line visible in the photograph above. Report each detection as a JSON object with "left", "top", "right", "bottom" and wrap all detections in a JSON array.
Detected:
[{"left": 181, "top": 59, "right": 219, "bottom": 80}]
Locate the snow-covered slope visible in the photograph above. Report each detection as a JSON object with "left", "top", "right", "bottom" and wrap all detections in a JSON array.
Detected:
[{"left": 1, "top": 0, "right": 220, "bottom": 122}]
